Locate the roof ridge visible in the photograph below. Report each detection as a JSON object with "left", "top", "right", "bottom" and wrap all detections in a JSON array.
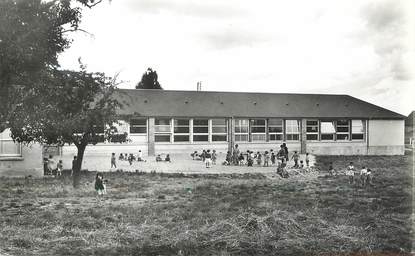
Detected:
[{"left": 117, "top": 88, "right": 348, "bottom": 97}]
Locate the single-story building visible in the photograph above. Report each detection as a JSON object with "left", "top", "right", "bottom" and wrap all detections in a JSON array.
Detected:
[
  {"left": 0, "top": 89, "right": 406, "bottom": 175},
  {"left": 405, "top": 111, "right": 414, "bottom": 147}
]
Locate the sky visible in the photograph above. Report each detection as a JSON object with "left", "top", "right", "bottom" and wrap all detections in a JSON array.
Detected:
[{"left": 59, "top": 0, "right": 415, "bottom": 116}]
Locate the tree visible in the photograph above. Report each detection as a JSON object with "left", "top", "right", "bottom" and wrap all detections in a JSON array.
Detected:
[
  {"left": 9, "top": 67, "right": 127, "bottom": 187},
  {"left": 135, "top": 68, "right": 163, "bottom": 89},
  {"left": 0, "top": 0, "right": 103, "bottom": 132}
]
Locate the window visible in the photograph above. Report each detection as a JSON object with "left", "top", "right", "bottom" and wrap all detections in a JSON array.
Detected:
[
  {"left": 285, "top": 120, "right": 300, "bottom": 141},
  {"left": 268, "top": 119, "right": 283, "bottom": 141},
  {"left": 174, "top": 119, "right": 189, "bottom": 142},
  {"left": 250, "top": 119, "right": 266, "bottom": 141},
  {"left": 155, "top": 118, "right": 171, "bottom": 142},
  {"left": 130, "top": 119, "right": 147, "bottom": 134},
  {"left": 321, "top": 121, "right": 335, "bottom": 140},
  {"left": 193, "top": 119, "right": 209, "bottom": 142},
  {"left": 336, "top": 120, "right": 350, "bottom": 140},
  {"left": 352, "top": 120, "right": 365, "bottom": 140},
  {"left": 235, "top": 119, "right": 249, "bottom": 142},
  {"left": 0, "top": 129, "right": 21, "bottom": 157},
  {"left": 306, "top": 120, "right": 319, "bottom": 140},
  {"left": 211, "top": 119, "right": 227, "bottom": 142}
]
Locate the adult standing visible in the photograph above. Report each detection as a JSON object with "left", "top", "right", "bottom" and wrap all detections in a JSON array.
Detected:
[
  {"left": 282, "top": 143, "right": 289, "bottom": 162},
  {"left": 233, "top": 144, "right": 240, "bottom": 165}
]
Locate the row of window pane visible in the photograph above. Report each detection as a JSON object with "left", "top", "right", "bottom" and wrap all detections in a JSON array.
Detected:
[
  {"left": 155, "top": 118, "right": 228, "bottom": 142},
  {"left": 306, "top": 120, "right": 364, "bottom": 141}
]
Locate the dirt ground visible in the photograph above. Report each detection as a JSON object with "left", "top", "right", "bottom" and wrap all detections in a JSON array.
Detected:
[{"left": 0, "top": 154, "right": 413, "bottom": 256}]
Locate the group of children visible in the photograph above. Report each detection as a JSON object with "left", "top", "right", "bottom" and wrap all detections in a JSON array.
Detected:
[
  {"left": 156, "top": 154, "right": 171, "bottom": 162},
  {"left": 329, "top": 161, "right": 374, "bottom": 187},
  {"left": 43, "top": 155, "right": 64, "bottom": 176},
  {"left": 191, "top": 150, "right": 217, "bottom": 168},
  {"left": 116, "top": 150, "right": 146, "bottom": 166},
  {"left": 221, "top": 144, "right": 310, "bottom": 170}
]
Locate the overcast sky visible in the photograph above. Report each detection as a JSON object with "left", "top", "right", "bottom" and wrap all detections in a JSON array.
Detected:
[{"left": 59, "top": 0, "right": 414, "bottom": 116}]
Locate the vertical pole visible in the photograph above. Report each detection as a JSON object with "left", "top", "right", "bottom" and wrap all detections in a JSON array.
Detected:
[
  {"left": 148, "top": 117, "right": 155, "bottom": 156},
  {"left": 229, "top": 118, "right": 234, "bottom": 153},
  {"left": 300, "top": 119, "right": 307, "bottom": 154}
]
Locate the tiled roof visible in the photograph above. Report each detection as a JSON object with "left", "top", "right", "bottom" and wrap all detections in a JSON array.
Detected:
[{"left": 115, "top": 89, "right": 405, "bottom": 119}]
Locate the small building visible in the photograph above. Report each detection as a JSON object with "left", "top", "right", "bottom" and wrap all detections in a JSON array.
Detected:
[
  {"left": 405, "top": 111, "right": 414, "bottom": 148},
  {"left": 0, "top": 89, "right": 406, "bottom": 175}
]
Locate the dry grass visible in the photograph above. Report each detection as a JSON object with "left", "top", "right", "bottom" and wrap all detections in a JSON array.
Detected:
[{"left": 0, "top": 153, "right": 413, "bottom": 256}]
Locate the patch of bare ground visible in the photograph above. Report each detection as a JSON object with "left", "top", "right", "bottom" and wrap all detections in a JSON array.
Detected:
[{"left": 0, "top": 153, "right": 412, "bottom": 255}]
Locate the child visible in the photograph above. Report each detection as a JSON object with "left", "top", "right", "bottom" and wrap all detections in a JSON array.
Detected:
[
  {"left": 56, "top": 160, "right": 63, "bottom": 176},
  {"left": 128, "top": 153, "right": 135, "bottom": 165},
  {"left": 47, "top": 155, "right": 55, "bottom": 176},
  {"left": 71, "top": 156, "right": 77, "bottom": 176},
  {"left": 263, "top": 151, "right": 270, "bottom": 167},
  {"left": 256, "top": 152, "right": 262, "bottom": 166},
  {"left": 225, "top": 151, "right": 232, "bottom": 165},
  {"left": 305, "top": 153, "right": 310, "bottom": 167},
  {"left": 299, "top": 160, "right": 304, "bottom": 169},
  {"left": 118, "top": 153, "right": 124, "bottom": 160},
  {"left": 191, "top": 151, "right": 198, "bottom": 160},
  {"left": 137, "top": 150, "right": 144, "bottom": 161},
  {"left": 205, "top": 150, "right": 212, "bottom": 168},
  {"left": 201, "top": 150, "right": 206, "bottom": 162},
  {"left": 345, "top": 162, "right": 355, "bottom": 184},
  {"left": 212, "top": 150, "right": 217, "bottom": 165},
  {"left": 156, "top": 154, "right": 162, "bottom": 162},
  {"left": 360, "top": 166, "right": 368, "bottom": 187},
  {"left": 247, "top": 151, "right": 253, "bottom": 167},
  {"left": 291, "top": 151, "right": 299, "bottom": 168},
  {"left": 95, "top": 172, "right": 106, "bottom": 196},
  {"left": 328, "top": 162, "right": 335, "bottom": 175},
  {"left": 271, "top": 152, "right": 276, "bottom": 166},
  {"left": 238, "top": 153, "right": 245, "bottom": 165},
  {"left": 111, "top": 153, "right": 117, "bottom": 169},
  {"left": 165, "top": 154, "right": 171, "bottom": 162},
  {"left": 366, "top": 168, "right": 373, "bottom": 186}
]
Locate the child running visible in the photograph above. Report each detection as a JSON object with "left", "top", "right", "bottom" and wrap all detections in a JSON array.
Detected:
[
  {"left": 56, "top": 160, "right": 63, "bottom": 176},
  {"left": 328, "top": 162, "right": 335, "bottom": 175},
  {"left": 205, "top": 150, "right": 212, "bottom": 168},
  {"left": 111, "top": 153, "right": 117, "bottom": 169}
]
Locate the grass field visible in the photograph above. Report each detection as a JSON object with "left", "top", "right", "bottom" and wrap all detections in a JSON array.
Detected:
[{"left": 0, "top": 154, "right": 413, "bottom": 256}]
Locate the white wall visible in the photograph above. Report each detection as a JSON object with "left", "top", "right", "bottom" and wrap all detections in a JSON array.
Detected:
[
  {"left": 0, "top": 144, "right": 43, "bottom": 177},
  {"left": 368, "top": 120, "right": 404, "bottom": 155}
]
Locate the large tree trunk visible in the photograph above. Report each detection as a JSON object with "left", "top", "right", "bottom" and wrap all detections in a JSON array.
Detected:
[{"left": 73, "top": 144, "right": 86, "bottom": 188}]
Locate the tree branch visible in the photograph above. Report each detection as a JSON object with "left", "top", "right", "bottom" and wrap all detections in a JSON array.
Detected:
[
  {"left": 62, "top": 28, "right": 94, "bottom": 37},
  {"left": 82, "top": 0, "right": 103, "bottom": 8}
]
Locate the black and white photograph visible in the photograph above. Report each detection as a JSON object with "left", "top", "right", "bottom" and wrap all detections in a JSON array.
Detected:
[{"left": 0, "top": 0, "right": 414, "bottom": 255}]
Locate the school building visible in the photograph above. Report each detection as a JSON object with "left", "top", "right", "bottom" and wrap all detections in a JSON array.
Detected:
[{"left": 0, "top": 89, "right": 406, "bottom": 176}]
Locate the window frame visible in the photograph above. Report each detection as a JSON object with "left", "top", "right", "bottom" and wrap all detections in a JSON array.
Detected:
[
  {"left": 155, "top": 118, "right": 172, "bottom": 143},
  {"left": 250, "top": 119, "right": 266, "bottom": 142},
  {"left": 0, "top": 130, "right": 22, "bottom": 157},
  {"left": 320, "top": 121, "right": 336, "bottom": 141},
  {"left": 351, "top": 119, "right": 365, "bottom": 141},
  {"left": 306, "top": 120, "right": 319, "bottom": 141},
  {"left": 335, "top": 120, "right": 350, "bottom": 141},
  {"left": 268, "top": 118, "right": 283, "bottom": 141},
  {"left": 129, "top": 118, "right": 147, "bottom": 134},
  {"left": 211, "top": 118, "right": 227, "bottom": 142},
  {"left": 193, "top": 119, "right": 209, "bottom": 142},
  {"left": 285, "top": 120, "right": 300, "bottom": 141},
  {"left": 173, "top": 119, "right": 190, "bottom": 142},
  {"left": 234, "top": 119, "right": 249, "bottom": 142}
]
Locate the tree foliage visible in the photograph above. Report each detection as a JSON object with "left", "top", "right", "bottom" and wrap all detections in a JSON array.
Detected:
[
  {"left": 135, "top": 68, "right": 163, "bottom": 89},
  {"left": 0, "top": 0, "right": 103, "bottom": 132},
  {"left": 9, "top": 67, "right": 126, "bottom": 186}
]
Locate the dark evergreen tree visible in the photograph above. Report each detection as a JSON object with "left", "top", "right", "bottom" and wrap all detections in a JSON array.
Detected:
[{"left": 135, "top": 68, "right": 163, "bottom": 89}]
